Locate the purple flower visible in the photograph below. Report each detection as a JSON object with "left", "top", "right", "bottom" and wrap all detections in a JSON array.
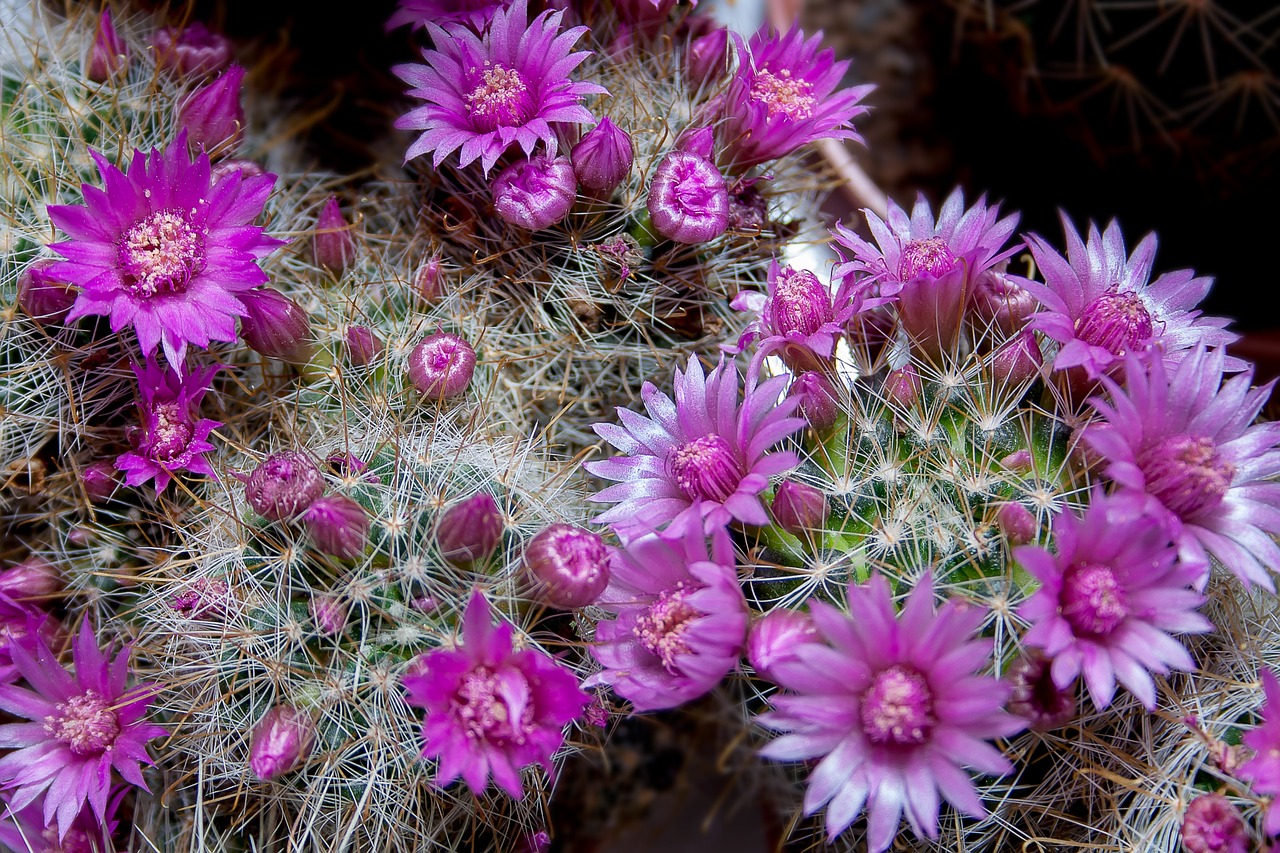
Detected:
[
  {"left": 718, "top": 26, "right": 873, "bottom": 168},
  {"left": 387, "top": 0, "right": 509, "bottom": 31},
  {"left": 115, "top": 357, "right": 221, "bottom": 494},
  {"left": 758, "top": 573, "right": 1023, "bottom": 850},
  {"left": 1239, "top": 669, "right": 1280, "bottom": 836},
  {"left": 0, "top": 617, "right": 166, "bottom": 840},
  {"left": 402, "top": 590, "right": 589, "bottom": 798},
  {"left": 1018, "top": 215, "right": 1239, "bottom": 381},
  {"left": 491, "top": 155, "right": 577, "bottom": 230},
  {"left": 47, "top": 135, "right": 283, "bottom": 365},
  {"left": 646, "top": 148, "right": 729, "bottom": 244},
  {"left": 586, "top": 524, "right": 747, "bottom": 711},
  {"left": 1085, "top": 346, "right": 1280, "bottom": 590},
  {"left": 87, "top": 8, "right": 127, "bottom": 83},
  {"left": 0, "top": 793, "right": 120, "bottom": 853},
  {"left": 393, "top": 0, "right": 605, "bottom": 174},
  {"left": 586, "top": 355, "right": 804, "bottom": 540},
  {"left": 1015, "top": 490, "right": 1211, "bottom": 710}
]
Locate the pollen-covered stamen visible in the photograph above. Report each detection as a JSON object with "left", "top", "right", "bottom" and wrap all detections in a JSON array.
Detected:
[
  {"left": 1138, "top": 434, "right": 1236, "bottom": 519},
  {"left": 771, "top": 268, "right": 832, "bottom": 337},
  {"left": 466, "top": 64, "right": 533, "bottom": 131},
  {"left": 634, "top": 585, "right": 699, "bottom": 673},
  {"left": 117, "top": 209, "right": 205, "bottom": 298},
  {"left": 1074, "top": 290, "right": 1155, "bottom": 357},
  {"left": 668, "top": 435, "right": 744, "bottom": 502},
  {"left": 860, "top": 664, "right": 934, "bottom": 745},
  {"left": 454, "top": 665, "right": 536, "bottom": 745},
  {"left": 143, "top": 401, "right": 195, "bottom": 464},
  {"left": 897, "top": 236, "right": 956, "bottom": 280},
  {"left": 45, "top": 690, "right": 121, "bottom": 756},
  {"left": 1061, "top": 562, "right": 1130, "bottom": 637},
  {"left": 750, "top": 68, "right": 816, "bottom": 120}
]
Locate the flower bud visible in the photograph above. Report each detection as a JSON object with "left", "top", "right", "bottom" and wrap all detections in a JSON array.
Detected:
[
  {"left": 152, "top": 22, "right": 232, "bottom": 77},
  {"left": 524, "top": 524, "right": 611, "bottom": 609},
  {"left": 996, "top": 502, "right": 1037, "bottom": 545},
  {"left": 179, "top": 64, "right": 246, "bottom": 154},
  {"left": 1000, "top": 449, "right": 1032, "bottom": 473},
  {"left": 572, "top": 118, "right": 633, "bottom": 194},
  {"left": 647, "top": 150, "right": 728, "bottom": 244},
  {"left": 309, "top": 594, "right": 347, "bottom": 635},
  {"left": 313, "top": 196, "right": 356, "bottom": 272},
  {"left": 792, "top": 371, "right": 839, "bottom": 431},
  {"left": 1006, "top": 651, "right": 1075, "bottom": 730},
  {"left": 0, "top": 556, "right": 61, "bottom": 600},
  {"left": 676, "top": 126, "right": 715, "bottom": 159},
  {"left": 1181, "top": 794, "right": 1247, "bottom": 853},
  {"left": 82, "top": 460, "right": 119, "bottom": 503},
  {"left": 435, "top": 493, "right": 503, "bottom": 566},
  {"left": 492, "top": 155, "right": 576, "bottom": 231},
  {"left": 686, "top": 26, "right": 728, "bottom": 85},
  {"left": 970, "top": 270, "right": 1036, "bottom": 335},
  {"left": 408, "top": 332, "right": 475, "bottom": 400},
  {"left": 884, "top": 364, "right": 922, "bottom": 410},
  {"left": 87, "top": 8, "right": 127, "bottom": 82},
  {"left": 239, "top": 288, "right": 314, "bottom": 364},
  {"left": 748, "top": 610, "right": 820, "bottom": 683},
  {"left": 415, "top": 255, "right": 444, "bottom": 304},
  {"left": 991, "top": 330, "right": 1043, "bottom": 388},
  {"left": 304, "top": 495, "right": 369, "bottom": 560},
  {"left": 244, "top": 451, "right": 325, "bottom": 521},
  {"left": 210, "top": 158, "right": 264, "bottom": 183},
  {"left": 345, "top": 326, "right": 384, "bottom": 366},
  {"left": 771, "top": 481, "right": 828, "bottom": 535},
  {"left": 249, "top": 705, "right": 316, "bottom": 780},
  {"left": 17, "top": 259, "right": 76, "bottom": 325}
]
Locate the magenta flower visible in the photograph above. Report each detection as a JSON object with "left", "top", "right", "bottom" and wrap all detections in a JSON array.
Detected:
[
  {"left": 0, "top": 792, "right": 120, "bottom": 853},
  {"left": 1239, "top": 669, "right": 1280, "bottom": 836},
  {"left": 0, "top": 596, "right": 49, "bottom": 687},
  {"left": 387, "top": 0, "right": 509, "bottom": 31},
  {"left": 1018, "top": 215, "right": 1239, "bottom": 381},
  {"left": 115, "top": 357, "right": 222, "bottom": 493},
  {"left": 0, "top": 617, "right": 166, "bottom": 840},
  {"left": 1085, "top": 346, "right": 1280, "bottom": 591},
  {"left": 402, "top": 590, "right": 589, "bottom": 798},
  {"left": 586, "top": 355, "right": 805, "bottom": 540},
  {"left": 758, "top": 573, "right": 1023, "bottom": 850},
  {"left": 393, "top": 0, "right": 605, "bottom": 174},
  {"left": 586, "top": 523, "right": 747, "bottom": 711},
  {"left": 46, "top": 135, "right": 283, "bottom": 365},
  {"left": 1016, "top": 490, "right": 1211, "bottom": 710},
  {"left": 718, "top": 26, "right": 873, "bottom": 168}
]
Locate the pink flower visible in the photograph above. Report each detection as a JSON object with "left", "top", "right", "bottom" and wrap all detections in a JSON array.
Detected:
[
  {"left": 0, "top": 792, "right": 120, "bottom": 853},
  {"left": 115, "top": 357, "right": 222, "bottom": 494},
  {"left": 1240, "top": 669, "right": 1280, "bottom": 836},
  {"left": 393, "top": 0, "right": 605, "bottom": 174},
  {"left": 402, "top": 591, "right": 589, "bottom": 798},
  {"left": 758, "top": 573, "right": 1023, "bottom": 850},
  {"left": 46, "top": 134, "right": 283, "bottom": 365}
]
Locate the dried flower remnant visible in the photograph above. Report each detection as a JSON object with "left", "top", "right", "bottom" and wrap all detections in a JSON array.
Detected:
[
  {"left": 243, "top": 451, "right": 325, "bottom": 522},
  {"left": 1180, "top": 793, "right": 1248, "bottom": 853}
]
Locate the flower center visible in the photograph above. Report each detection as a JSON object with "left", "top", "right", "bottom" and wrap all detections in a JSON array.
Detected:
[
  {"left": 668, "top": 435, "right": 743, "bottom": 503},
  {"left": 117, "top": 209, "right": 205, "bottom": 298},
  {"left": 634, "top": 585, "right": 699, "bottom": 673},
  {"left": 771, "top": 267, "right": 832, "bottom": 337},
  {"left": 860, "top": 664, "right": 934, "bottom": 745},
  {"left": 750, "top": 69, "right": 815, "bottom": 121},
  {"left": 1137, "top": 433, "right": 1235, "bottom": 519},
  {"left": 897, "top": 236, "right": 956, "bottom": 281},
  {"left": 454, "top": 665, "right": 535, "bottom": 745},
  {"left": 1074, "top": 290, "right": 1154, "bottom": 357},
  {"left": 1061, "top": 562, "right": 1130, "bottom": 637},
  {"left": 144, "top": 401, "right": 194, "bottom": 464},
  {"left": 466, "top": 64, "right": 533, "bottom": 132},
  {"left": 46, "top": 690, "right": 120, "bottom": 756}
]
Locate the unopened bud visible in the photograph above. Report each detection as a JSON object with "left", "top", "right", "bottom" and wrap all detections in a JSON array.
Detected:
[
  {"left": 345, "top": 326, "right": 384, "bottom": 366},
  {"left": 304, "top": 495, "right": 369, "bottom": 560},
  {"left": 239, "top": 289, "right": 314, "bottom": 364},
  {"left": 244, "top": 451, "right": 325, "bottom": 522},
  {"left": 81, "top": 460, "right": 119, "bottom": 504},
  {"left": 748, "top": 610, "right": 820, "bottom": 683},
  {"left": 151, "top": 22, "right": 232, "bottom": 77},
  {"left": 572, "top": 118, "right": 633, "bottom": 194},
  {"left": 771, "top": 481, "right": 828, "bottom": 535},
  {"left": 792, "top": 371, "right": 839, "bottom": 431},
  {"left": 884, "top": 364, "right": 922, "bottom": 410},
  {"left": 492, "top": 155, "right": 577, "bottom": 231},
  {"left": 179, "top": 64, "right": 246, "bottom": 154},
  {"left": 309, "top": 594, "right": 347, "bottom": 635},
  {"left": 415, "top": 255, "right": 444, "bottom": 304},
  {"left": 249, "top": 705, "right": 315, "bottom": 780},
  {"left": 524, "top": 524, "right": 611, "bottom": 608},
  {"left": 686, "top": 26, "right": 728, "bottom": 85},
  {"left": 87, "top": 8, "right": 127, "bottom": 82},
  {"left": 436, "top": 493, "right": 503, "bottom": 566},
  {"left": 647, "top": 149, "right": 728, "bottom": 244},
  {"left": 313, "top": 196, "right": 356, "bottom": 272},
  {"left": 17, "top": 259, "right": 76, "bottom": 325},
  {"left": 996, "top": 502, "right": 1037, "bottom": 545},
  {"left": 991, "top": 330, "right": 1043, "bottom": 388},
  {"left": 0, "top": 556, "right": 61, "bottom": 600},
  {"left": 408, "top": 332, "right": 475, "bottom": 400}
]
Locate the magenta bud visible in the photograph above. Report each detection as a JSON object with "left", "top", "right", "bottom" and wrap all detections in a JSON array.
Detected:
[
  {"left": 884, "top": 364, "right": 923, "bottom": 410},
  {"left": 436, "top": 493, "right": 503, "bottom": 566},
  {"left": 676, "top": 126, "right": 715, "bottom": 159},
  {"left": 345, "top": 326, "right": 384, "bottom": 366},
  {"left": 792, "top": 371, "right": 839, "bottom": 431},
  {"left": 309, "top": 594, "right": 347, "bottom": 635},
  {"left": 151, "top": 22, "right": 232, "bottom": 77},
  {"left": 771, "top": 481, "right": 828, "bottom": 535},
  {"left": 1000, "top": 449, "right": 1033, "bottom": 472},
  {"left": 210, "top": 158, "right": 264, "bottom": 183},
  {"left": 179, "top": 64, "right": 246, "bottom": 154},
  {"left": 244, "top": 451, "right": 325, "bottom": 521},
  {"left": 82, "top": 460, "right": 119, "bottom": 503},
  {"left": 524, "top": 524, "right": 611, "bottom": 609},
  {"left": 687, "top": 26, "right": 728, "bottom": 85},
  {"left": 991, "top": 330, "right": 1043, "bottom": 387},
  {"left": 408, "top": 332, "right": 476, "bottom": 400},
  {"left": 239, "top": 288, "right": 314, "bottom": 364},
  {"left": 415, "top": 255, "right": 444, "bottom": 304},
  {"left": 0, "top": 556, "right": 61, "bottom": 600},
  {"left": 1181, "top": 794, "right": 1248, "bottom": 853},
  {"left": 996, "top": 502, "right": 1037, "bottom": 545},
  {"left": 492, "top": 155, "right": 576, "bottom": 231},
  {"left": 313, "top": 196, "right": 356, "bottom": 272},
  {"left": 87, "top": 8, "right": 128, "bottom": 82},
  {"left": 970, "top": 270, "right": 1036, "bottom": 335},
  {"left": 748, "top": 610, "right": 820, "bottom": 683},
  {"left": 1006, "top": 651, "right": 1075, "bottom": 730},
  {"left": 303, "top": 495, "right": 369, "bottom": 560},
  {"left": 249, "top": 705, "right": 316, "bottom": 780},
  {"left": 572, "top": 117, "right": 633, "bottom": 194},
  {"left": 412, "top": 595, "right": 440, "bottom": 613},
  {"left": 17, "top": 259, "right": 76, "bottom": 324},
  {"left": 647, "top": 149, "right": 728, "bottom": 244}
]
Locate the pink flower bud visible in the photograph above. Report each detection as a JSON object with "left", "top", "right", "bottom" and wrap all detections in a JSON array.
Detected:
[
  {"left": 309, "top": 594, "right": 347, "bottom": 635},
  {"left": 991, "top": 330, "right": 1043, "bottom": 387},
  {"left": 686, "top": 26, "right": 728, "bottom": 85},
  {"left": 1181, "top": 794, "right": 1247, "bottom": 853},
  {"left": 179, "top": 64, "right": 246, "bottom": 154},
  {"left": 524, "top": 524, "right": 611, "bottom": 609},
  {"left": 210, "top": 158, "right": 264, "bottom": 183},
  {"left": 82, "top": 460, "right": 119, "bottom": 503},
  {"left": 17, "top": 259, "right": 76, "bottom": 325},
  {"left": 239, "top": 288, "right": 314, "bottom": 364},
  {"left": 647, "top": 150, "right": 728, "bottom": 244},
  {"left": 492, "top": 155, "right": 577, "bottom": 231},
  {"left": 408, "top": 332, "right": 475, "bottom": 400},
  {"left": 435, "top": 493, "right": 503, "bottom": 566},
  {"left": 572, "top": 118, "right": 633, "bottom": 194},
  {"left": 244, "top": 451, "right": 325, "bottom": 521},
  {"left": 1000, "top": 449, "right": 1033, "bottom": 472},
  {"left": 792, "top": 371, "right": 839, "bottom": 431},
  {"left": 1006, "top": 651, "right": 1075, "bottom": 730},
  {"left": 970, "top": 270, "right": 1036, "bottom": 335},
  {"left": 771, "top": 481, "right": 828, "bottom": 535},
  {"left": 676, "top": 126, "right": 715, "bottom": 159},
  {"left": 249, "top": 705, "right": 315, "bottom": 780},
  {"left": 884, "top": 364, "right": 922, "bottom": 410},
  {"left": 313, "top": 196, "right": 356, "bottom": 272},
  {"left": 87, "top": 8, "right": 127, "bottom": 82},
  {"left": 748, "top": 610, "right": 820, "bottom": 683},
  {"left": 0, "top": 556, "right": 61, "bottom": 600},
  {"left": 996, "top": 502, "right": 1037, "bottom": 545},
  {"left": 415, "top": 255, "right": 444, "bottom": 304},
  {"left": 152, "top": 22, "right": 232, "bottom": 77},
  {"left": 345, "top": 326, "right": 384, "bottom": 366},
  {"left": 304, "top": 495, "right": 369, "bottom": 560}
]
